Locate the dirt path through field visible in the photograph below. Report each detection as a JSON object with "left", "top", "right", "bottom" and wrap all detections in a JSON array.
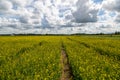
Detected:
[{"left": 60, "top": 43, "right": 73, "bottom": 80}]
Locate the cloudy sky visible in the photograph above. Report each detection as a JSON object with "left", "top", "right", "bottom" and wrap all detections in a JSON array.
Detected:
[{"left": 0, "top": 0, "right": 120, "bottom": 34}]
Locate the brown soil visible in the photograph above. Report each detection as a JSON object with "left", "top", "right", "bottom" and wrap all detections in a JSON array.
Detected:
[{"left": 60, "top": 47, "right": 73, "bottom": 80}]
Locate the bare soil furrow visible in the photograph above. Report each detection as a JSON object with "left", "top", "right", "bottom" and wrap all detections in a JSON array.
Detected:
[{"left": 60, "top": 43, "right": 73, "bottom": 80}]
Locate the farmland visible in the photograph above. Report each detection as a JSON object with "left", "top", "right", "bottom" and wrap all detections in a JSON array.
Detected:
[{"left": 0, "top": 35, "right": 120, "bottom": 80}]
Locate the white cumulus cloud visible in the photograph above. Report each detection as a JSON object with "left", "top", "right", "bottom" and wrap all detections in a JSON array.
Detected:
[{"left": 0, "top": 0, "right": 120, "bottom": 34}]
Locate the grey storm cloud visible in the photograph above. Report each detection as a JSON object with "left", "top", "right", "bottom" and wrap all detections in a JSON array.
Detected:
[{"left": 72, "top": 0, "right": 99, "bottom": 23}]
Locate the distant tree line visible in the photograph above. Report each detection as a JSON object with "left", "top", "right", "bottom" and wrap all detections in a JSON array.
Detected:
[
  {"left": 0, "top": 31, "right": 120, "bottom": 36},
  {"left": 114, "top": 31, "right": 120, "bottom": 35},
  {"left": 71, "top": 31, "right": 120, "bottom": 35}
]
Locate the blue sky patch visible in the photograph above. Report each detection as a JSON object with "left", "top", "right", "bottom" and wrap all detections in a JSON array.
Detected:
[{"left": 93, "top": 0, "right": 103, "bottom": 4}]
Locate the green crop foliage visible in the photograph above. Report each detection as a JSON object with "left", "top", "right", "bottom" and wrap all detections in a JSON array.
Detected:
[
  {"left": 0, "top": 36, "right": 61, "bottom": 80},
  {"left": 64, "top": 36, "right": 120, "bottom": 80},
  {"left": 0, "top": 35, "right": 120, "bottom": 80}
]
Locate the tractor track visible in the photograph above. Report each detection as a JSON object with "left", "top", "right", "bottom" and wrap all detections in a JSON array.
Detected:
[
  {"left": 60, "top": 42, "right": 73, "bottom": 80},
  {"left": 67, "top": 37, "right": 120, "bottom": 61}
]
